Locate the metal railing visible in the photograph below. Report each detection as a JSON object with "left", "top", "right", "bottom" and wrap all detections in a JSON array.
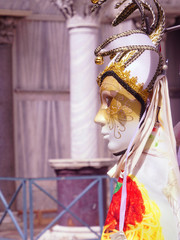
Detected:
[{"left": 0, "top": 176, "right": 115, "bottom": 240}]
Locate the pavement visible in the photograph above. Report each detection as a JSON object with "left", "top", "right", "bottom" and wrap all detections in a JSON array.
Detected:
[
  {"left": 0, "top": 229, "right": 22, "bottom": 240},
  {"left": 0, "top": 211, "right": 53, "bottom": 240},
  {"left": 0, "top": 227, "right": 44, "bottom": 240}
]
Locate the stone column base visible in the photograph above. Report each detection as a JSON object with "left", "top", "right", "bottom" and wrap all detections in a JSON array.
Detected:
[{"left": 49, "top": 158, "right": 116, "bottom": 226}]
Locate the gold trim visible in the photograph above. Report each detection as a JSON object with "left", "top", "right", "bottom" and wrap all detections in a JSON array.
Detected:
[{"left": 97, "top": 63, "right": 149, "bottom": 102}]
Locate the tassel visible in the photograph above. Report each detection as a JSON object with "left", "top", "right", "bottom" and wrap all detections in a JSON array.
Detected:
[{"left": 110, "top": 231, "right": 127, "bottom": 240}]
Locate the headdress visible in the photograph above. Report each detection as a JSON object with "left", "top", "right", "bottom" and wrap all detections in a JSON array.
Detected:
[
  {"left": 91, "top": 0, "right": 166, "bottom": 105},
  {"left": 92, "top": 1, "right": 180, "bottom": 239}
]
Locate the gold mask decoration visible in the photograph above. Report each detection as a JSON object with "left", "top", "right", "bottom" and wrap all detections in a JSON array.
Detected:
[{"left": 95, "top": 76, "right": 141, "bottom": 154}]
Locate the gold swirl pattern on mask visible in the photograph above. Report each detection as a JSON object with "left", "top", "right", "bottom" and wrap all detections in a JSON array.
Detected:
[
  {"left": 100, "top": 77, "right": 139, "bottom": 139},
  {"left": 106, "top": 97, "right": 134, "bottom": 139}
]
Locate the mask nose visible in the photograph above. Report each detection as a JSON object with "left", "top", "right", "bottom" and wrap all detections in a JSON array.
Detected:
[{"left": 94, "top": 108, "right": 108, "bottom": 126}]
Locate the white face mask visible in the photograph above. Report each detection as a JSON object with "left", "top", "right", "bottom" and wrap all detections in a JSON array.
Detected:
[{"left": 94, "top": 75, "right": 142, "bottom": 155}]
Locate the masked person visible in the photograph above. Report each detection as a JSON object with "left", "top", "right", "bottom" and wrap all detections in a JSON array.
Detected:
[{"left": 91, "top": 0, "right": 180, "bottom": 239}]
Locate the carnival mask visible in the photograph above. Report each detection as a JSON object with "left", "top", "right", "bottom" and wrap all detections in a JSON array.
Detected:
[{"left": 95, "top": 75, "right": 142, "bottom": 155}]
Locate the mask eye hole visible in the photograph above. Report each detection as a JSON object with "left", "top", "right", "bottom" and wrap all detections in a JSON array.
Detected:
[
  {"left": 106, "top": 96, "right": 112, "bottom": 107},
  {"left": 101, "top": 91, "right": 113, "bottom": 108}
]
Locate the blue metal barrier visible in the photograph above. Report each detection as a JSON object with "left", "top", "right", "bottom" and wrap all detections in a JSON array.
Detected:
[
  {"left": 0, "top": 176, "right": 116, "bottom": 240},
  {"left": 0, "top": 178, "right": 28, "bottom": 240}
]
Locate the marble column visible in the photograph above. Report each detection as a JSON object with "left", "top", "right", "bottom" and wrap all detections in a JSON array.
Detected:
[
  {"left": 67, "top": 16, "right": 98, "bottom": 159},
  {"left": 0, "top": 17, "right": 16, "bottom": 210},
  {"left": 53, "top": 0, "right": 99, "bottom": 159}
]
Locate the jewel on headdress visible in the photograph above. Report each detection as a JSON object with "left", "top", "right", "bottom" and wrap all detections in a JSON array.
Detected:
[
  {"left": 162, "top": 64, "right": 168, "bottom": 71},
  {"left": 95, "top": 56, "right": 104, "bottom": 65},
  {"left": 91, "top": 0, "right": 99, "bottom": 3}
]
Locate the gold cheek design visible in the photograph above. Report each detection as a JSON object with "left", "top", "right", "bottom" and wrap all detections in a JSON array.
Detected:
[
  {"left": 107, "top": 97, "right": 134, "bottom": 139},
  {"left": 97, "top": 77, "right": 141, "bottom": 139}
]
